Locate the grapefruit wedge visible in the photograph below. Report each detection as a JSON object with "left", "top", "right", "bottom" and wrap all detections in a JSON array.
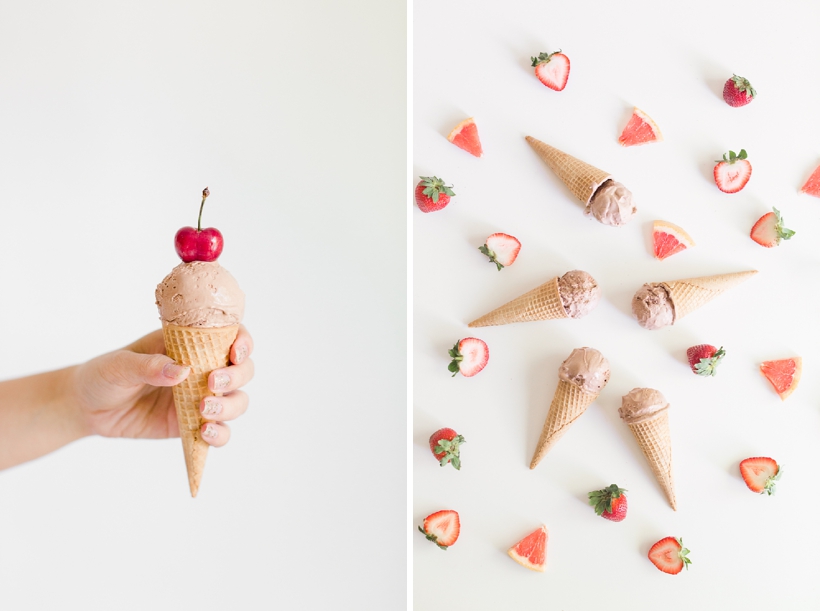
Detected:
[
  {"left": 447, "top": 117, "right": 483, "bottom": 158},
  {"left": 760, "top": 357, "right": 802, "bottom": 400},
  {"left": 800, "top": 164, "right": 820, "bottom": 198},
  {"left": 652, "top": 220, "right": 695, "bottom": 260},
  {"left": 618, "top": 107, "right": 663, "bottom": 147},
  {"left": 507, "top": 525, "right": 547, "bottom": 572}
]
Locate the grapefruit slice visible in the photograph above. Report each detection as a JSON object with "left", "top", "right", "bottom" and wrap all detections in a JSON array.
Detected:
[
  {"left": 618, "top": 107, "right": 663, "bottom": 147},
  {"left": 447, "top": 118, "right": 483, "bottom": 158},
  {"left": 760, "top": 357, "right": 802, "bottom": 400},
  {"left": 652, "top": 220, "right": 695, "bottom": 260},
  {"left": 507, "top": 525, "right": 547, "bottom": 572},
  {"left": 800, "top": 164, "right": 820, "bottom": 198}
]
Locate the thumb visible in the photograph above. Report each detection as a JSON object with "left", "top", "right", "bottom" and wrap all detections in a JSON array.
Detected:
[{"left": 108, "top": 351, "right": 191, "bottom": 387}]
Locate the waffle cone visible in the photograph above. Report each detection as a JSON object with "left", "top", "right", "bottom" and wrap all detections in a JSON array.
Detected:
[
  {"left": 526, "top": 136, "right": 611, "bottom": 204},
  {"left": 626, "top": 410, "right": 676, "bottom": 510},
  {"left": 661, "top": 270, "right": 757, "bottom": 322},
  {"left": 530, "top": 380, "right": 599, "bottom": 469},
  {"left": 469, "top": 277, "right": 567, "bottom": 327},
  {"left": 163, "top": 323, "right": 239, "bottom": 497}
]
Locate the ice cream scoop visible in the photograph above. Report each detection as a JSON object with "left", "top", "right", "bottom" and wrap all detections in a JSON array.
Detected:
[
  {"left": 585, "top": 180, "right": 636, "bottom": 226},
  {"left": 632, "top": 283, "right": 675, "bottom": 330},
  {"left": 156, "top": 261, "right": 245, "bottom": 327}
]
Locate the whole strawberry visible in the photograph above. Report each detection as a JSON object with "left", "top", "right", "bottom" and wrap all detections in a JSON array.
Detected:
[
  {"left": 723, "top": 74, "right": 756, "bottom": 107},
  {"left": 686, "top": 345, "right": 726, "bottom": 376},
  {"left": 429, "top": 428, "right": 465, "bottom": 470},
  {"left": 588, "top": 484, "right": 628, "bottom": 522},
  {"left": 415, "top": 176, "right": 455, "bottom": 213},
  {"left": 531, "top": 50, "right": 570, "bottom": 91}
]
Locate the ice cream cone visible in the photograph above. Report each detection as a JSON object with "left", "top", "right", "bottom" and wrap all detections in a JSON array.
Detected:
[
  {"left": 530, "top": 380, "right": 599, "bottom": 469},
  {"left": 661, "top": 270, "right": 757, "bottom": 322},
  {"left": 626, "top": 410, "right": 676, "bottom": 510},
  {"left": 526, "top": 136, "right": 611, "bottom": 204},
  {"left": 163, "top": 323, "right": 239, "bottom": 497},
  {"left": 469, "top": 276, "right": 567, "bottom": 327}
]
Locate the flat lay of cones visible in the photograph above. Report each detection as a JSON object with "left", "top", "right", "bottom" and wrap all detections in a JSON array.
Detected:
[
  {"left": 626, "top": 409, "right": 676, "bottom": 510},
  {"left": 526, "top": 136, "right": 611, "bottom": 204},
  {"left": 469, "top": 276, "right": 567, "bottom": 327},
  {"left": 661, "top": 270, "right": 757, "bottom": 322},
  {"left": 530, "top": 380, "right": 599, "bottom": 469}
]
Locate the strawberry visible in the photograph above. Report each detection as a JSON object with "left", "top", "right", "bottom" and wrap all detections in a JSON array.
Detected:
[
  {"left": 648, "top": 537, "right": 692, "bottom": 574},
  {"left": 415, "top": 176, "right": 455, "bottom": 213},
  {"left": 448, "top": 338, "right": 489, "bottom": 378},
  {"left": 531, "top": 50, "right": 570, "bottom": 91},
  {"left": 723, "top": 74, "right": 756, "bottom": 107},
  {"left": 588, "top": 484, "right": 628, "bottom": 522},
  {"left": 739, "top": 457, "right": 782, "bottom": 495},
  {"left": 429, "top": 428, "right": 465, "bottom": 470},
  {"left": 418, "top": 510, "right": 460, "bottom": 550},
  {"left": 686, "top": 344, "right": 726, "bottom": 376},
  {"left": 750, "top": 207, "right": 795, "bottom": 248},
  {"left": 714, "top": 149, "right": 752, "bottom": 193},
  {"left": 479, "top": 233, "right": 521, "bottom": 271}
]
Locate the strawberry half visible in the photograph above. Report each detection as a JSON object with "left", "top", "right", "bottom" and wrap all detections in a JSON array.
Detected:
[
  {"left": 723, "top": 74, "right": 756, "bottom": 107},
  {"left": 740, "top": 457, "right": 782, "bottom": 495},
  {"left": 714, "top": 149, "right": 752, "bottom": 193},
  {"left": 648, "top": 537, "right": 692, "bottom": 575},
  {"left": 415, "top": 176, "right": 455, "bottom": 213},
  {"left": 686, "top": 344, "right": 725, "bottom": 376},
  {"left": 531, "top": 50, "right": 570, "bottom": 91},
  {"left": 750, "top": 207, "right": 795, "bottom": 248},
  {"left": 448, "top": 338, "right": 489, "bottom": 378},
  {"left": 418, "top": 510, "right": 460, "bottom": 550},
  {"left": 429, "top": 428, "right": 465, "bottom": 470},
  {"left": 588, "top": 484, "right": 628, "bottom": 522},
  {"left": 479, "top": 233, "right": 521, "bottom": 271}
]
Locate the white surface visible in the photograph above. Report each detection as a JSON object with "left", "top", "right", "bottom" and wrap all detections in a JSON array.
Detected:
[
  {"left": 0, "top": 2, "right": 405, "bottom": 609},
  {"left": 414, "top": 2, "right": 820, "bottom": 609}
]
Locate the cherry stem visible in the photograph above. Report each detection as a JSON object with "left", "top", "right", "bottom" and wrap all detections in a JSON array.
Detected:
[{"left": 197, "top": 188, "right": 209, "bottom": 232}]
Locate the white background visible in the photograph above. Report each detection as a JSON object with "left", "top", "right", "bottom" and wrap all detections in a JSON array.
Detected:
[
  {"left": 0, "top": 1, "right": 405, "bottom": 609},
  {"left": 414, "top": 1, "right": 820, "bottom": 609}
]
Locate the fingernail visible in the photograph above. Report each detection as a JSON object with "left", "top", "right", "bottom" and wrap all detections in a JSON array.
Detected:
[
  {"left": 212, "top": 372, "right": 230, "bottom": 390},
  {"left": 202, "top": 398, "right": 222, "bottom": 416},
  {"left": 235, "top": 344, "right": 248, "bottom": 364},
  {"left": 202, "top": 424, "right": 218, "bottom": 439},
  {"left": 162, "top": 362, "right": 190, "bottom": 379}
]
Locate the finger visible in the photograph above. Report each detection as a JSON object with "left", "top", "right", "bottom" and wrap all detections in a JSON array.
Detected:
[
  {"left": 209, "top": 357, "right": 254, "bottom": 394},
  {"left": 106, "top": 351, "right": 191, "bottom": 388},
  {"left": 230, "top": 324, "right": 254, "bottom": 365},
  {"left": 201, "top": 422, "right": 231, "bottom": 447},
  {"left": 200, "top": 390, "right": 249, "bottom": 422}
]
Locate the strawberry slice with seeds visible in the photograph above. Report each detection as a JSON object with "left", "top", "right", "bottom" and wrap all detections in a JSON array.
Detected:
[
  {"left": 531, "top": 50, "right": 570, "bottom": 91},
  {"left": 479, "top": 233, "right": 521, "bottom": 270},
  {"left": 429, "top": 428, "right": 465, "bottom": 470},
  {"left": 648, "top": 537, "right": 692, "bottom": 574},
  {"left": 418, "top": 510, "right": 460, "bottom": 550},
  {"left": 714, "top": 149, "right": 752, "bottom": 193},
  {"left": 686, "top": 344, "right": 725, "bottom": 376},
  {"left": 750, "top": 207, "right": 795, "bottom": 248},
  {"left": 740, "top": 457, "right": 782, "bottom": 495},
  {"left": 448, "top": 338, "right": 489, "bottom": 378}
]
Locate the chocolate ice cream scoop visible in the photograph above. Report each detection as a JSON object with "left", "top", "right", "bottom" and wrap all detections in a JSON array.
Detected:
[
  {"left": 619, "top": 388, "right": 669, "bottom": 424},
  {"left": 559, "top": 347, "right": 611, "bottom": 394},
  {"left": 586, "top": 180, "right": 636, "bottom": 227},
  {"left": 632, "top": 283, "right": 675, "bottom": 330},
  {"left": 558, "top": 270, "right": 601, "bottom": 318},
  {"left": 156, "top": 261, "right": 245, "bottom": 328}
]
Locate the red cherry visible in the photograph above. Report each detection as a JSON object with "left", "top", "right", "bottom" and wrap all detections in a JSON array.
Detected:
[{"left": 175, "top": 226, "right": 224, "bottom": 262}]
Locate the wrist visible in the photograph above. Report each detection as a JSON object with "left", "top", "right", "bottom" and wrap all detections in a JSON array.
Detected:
[{"left": 55, "top": 364, "right": 95, "bottom": 439}]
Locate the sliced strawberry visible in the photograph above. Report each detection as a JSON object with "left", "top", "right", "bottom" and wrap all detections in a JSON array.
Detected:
[
  {"left": 648, "top": 537, "right": 692, "bottom": 574},
  {"left": 723, "top": 74, "right": 756, "bottom": 107},
  {"left": 448, "top": 338, "right": 489, "bottom": 378},
  {"left": 588, "top": 484, "right": 628, "bottom": 522},
  {"left": 479, "top": 233, "right": 521, "bottom": 270},
  {"left": 418, "top": 510, "right": 460, "bottom": 550},
  {"left": 800, "top": 164, "right": 820, "bottom": 197},
  {"left": 750, "top": 207, "right": 795, "bottom": 248},
  {"left": 415, "top": 176, "right": 455, "bottom": 213},
  {"left": 429, "top": 428, "right": 465, "bottom": 470},
  {"left": 739, "top": 457, "right": 781, "bottom": 495},
  {"left": 686, "top": 344, "right": 725, "bottom": 376},
  {"left": 714, "top": 149, "right": 752, "bottom": 193},
  {"left": 447, "top": 118, "right": 483, "bottom": 158},
  {"left": 531, "top": 50, "right": 570, "bottom": 91}
]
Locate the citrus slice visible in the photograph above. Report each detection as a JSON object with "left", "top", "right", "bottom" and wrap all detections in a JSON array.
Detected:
[
  {"left": 618, "top": 107, "right": 663, "bottom": 147},
  {"left": 507, "top": 525, "right": 547, "bottom": 572},
  {"left": 760, "top": 357, "right": 802, "bottom": 400},
  {"left": 800, "top": 164, "right": 820, "bottom": 198},
  {"left": 447, "top": 117, "right": 483, "bottom": 158},
  {"left": 652, "top": 220, "right": 695, "bottom": 260}
]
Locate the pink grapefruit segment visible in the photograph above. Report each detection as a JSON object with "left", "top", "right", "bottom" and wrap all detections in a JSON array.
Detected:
[
  {"left": 760, "top": 357, "right": 802, "bottom": 401},
  {"left": 447, "top": 117, "right": 483, "bottom": 158},
  {"left": 652, "top": 220, "right": 695, "bottom": 260},
  {"left": 800, "top": 164, "right": 820, "bottom": 197},
  {"left": 618, "top": 107, "right": 663, "bottom": 147},
  {"left": 507, "top": 524, "right": 548, "bottom": 572}
]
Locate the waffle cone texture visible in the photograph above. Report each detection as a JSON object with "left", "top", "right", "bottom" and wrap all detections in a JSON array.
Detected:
[
  {"left": 626, "top": 410, "right": 676, "bottom": 510},
  {"left": 530, "top": 380, "right": 599, "bottom": 469},
  {"left": 469, "top": 277, "right": 567, "bottom": 327},
  {"left": 163, "top": 323, "right": 239, "bottom": 497},
  {"left": 526, "top": 136, "right": 611, "bottom": 204},
  {"left": 662, "top": 270, "right": 757, "bottom": 322}
]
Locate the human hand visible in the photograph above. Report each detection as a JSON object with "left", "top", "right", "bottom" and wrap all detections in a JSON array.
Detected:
[{"left": 71, "top": 325, "right": 254, "bottom": 446}]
